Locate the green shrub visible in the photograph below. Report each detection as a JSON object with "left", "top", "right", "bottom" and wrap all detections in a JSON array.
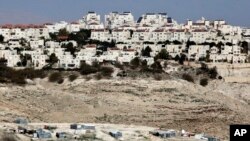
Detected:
[
  {"left": 19, "top": 68, "right": 47, "bottom": 79},
  {"left": 0, "top": 65, "right": 47, "bottom": 85},
  {"left": 100, "top": 66, "right": 114, "bottom": 77},
  {"left": 150, "top": 61, "right": 163, "bottom": 73},
  {"left": 209, "top": 67, "right": 218, "bottom": 79},
  {"left": 49, "top": 72, "right": 63, "bottom": 83},
  {"left": 182, "top": 74, "right": 194, "bottom": 83},
  {"left": 130, "top": 57, "right": 140, "bottom": 68},
  {"left": 95, "top": 73, "right": 102, "bottom": 80},
  {"left": 68, "top": 74, "right": 78, "bottom": 82},
  {"left": 57, "top": 78, "right": 64, "bottom": 84},
  {"left": 200, "top": 78, "right": 208, "bottom": 86},
  {"left": 80, "top": 62, "right": 98, "bottom": 75}
]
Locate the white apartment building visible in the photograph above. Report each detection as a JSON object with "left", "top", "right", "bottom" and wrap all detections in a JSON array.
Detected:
[
  {"left": 150, "top": 29, "right": 172, "bottom": 42},
  {"left": 66, "top": 22, "right": 81, "bottom": 33},
  {"left": 0, "top": 24, "right": 49, "bottom": 42},
  {"left": 166, "top": 44, "right": 185, "bottom": 58},
  {"left": 210, "top": 45, "right": 246, "bottom": 63},
  {"left": 138, "top": 13, "right": 168, "bottom": 28},
  {"left": 8, "top": 40, "right": 22, "bottom": 48},
  {"left": 171, "top": 29, "right": 189, "bottom": 42},
  {"left": 45, "top": 41, "right": 60, "bottom": 48},
  {"left": 190, "top": 29, "right": 210, "bottom": 43},
  {"left": 117, "top": 49, "right": 136, "bottom": 63},
  {"left": 102, "top": 48, "right": 120, "bottom": 62},
  {"left": 105, "top": 12, "right": 135, "bottom": 29},
  {"left": 0, "top": 26, "right": 10, "bottom": 41},
  {"left": 91, "top": 29, "right": 111, "bottom": 42},
  {"left": 188, "top": 45, "right": 210, "bottom": 61},
  {"left": 32, "top": 54, "right": 47, "bottom": 68},
  {"left": 111, "top": 29, "right": 131, "bottom": 42},
  {"left": 132, "top": 29, "right": 150, "bottom": 42},
  {"left": 44, "top": 21, "right": 68, "bottom": 33},
  {"left": 80, "top": 12, "right": 104, "bottom": 30},
  {"left": 57, "top": 52, "right": 79, "bottom": 69},
  {"left": 30, "top": 39, "right": 44, "bottom": 49},
  {"left": 0, "top": 50, "right": 19, "bottom": 67}
]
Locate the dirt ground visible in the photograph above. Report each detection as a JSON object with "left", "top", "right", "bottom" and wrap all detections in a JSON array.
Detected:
[{"left": 0, "top": 77, "right": 250, "bottom": 140}]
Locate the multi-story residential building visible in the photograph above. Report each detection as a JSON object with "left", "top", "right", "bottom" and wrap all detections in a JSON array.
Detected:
[
  {"left": 105, "top": 12, "right": 135, "bottom": 29},
  {"left": 0, "top": 24, "right": 49, "bottom": 41},
  {"left": 137, "top": 13, "right": 169, "bottom": 28},
  {"left": 66, "top": 22, "right": 81, "bottom": 33},
  {"left": 0, "top": 50, "right": 19, "bottom": 67},
  {"left": 8, "top": 39, "right": 22, "bottom": 48},
  {"left": 45, "top": 41, "right": 60, "bottom": 48},
  {"left": 188, "top": 45, "right": 210, "bottom": 61},
  {"left": 166, "top": 44, "right": 185, "bottom": 58},
  {"left": 150, "top": 29, "right": 172, "bottom": 42},
  {"left": 111, "top": 29, "right": 131, "bottom": 42},
  {"left": 210, "top": 45, "right": 246, "bottom": 63},
  {"left": 79, "top": 11, "right": 104, "bottom": 30},
  {"left": 132, "top": 29, "right": 150, "bottom": 42},
  {"left": 91, "top": 29, "right": 111, "bottom": 42},
  {"left": 190, "top": 29, "right": 210, "bottom": 43},
  {"left": 118, "top": 49, "right": 136, "bottom": 63},
  {"left": 44, "top": 21, "right": 68, "bottom": 33},
  {"left": 171, "top": 29, "right": 189, "bottom": 42},
  {"left": 30, "top": 39, "right": 44, "bottom": 49}
]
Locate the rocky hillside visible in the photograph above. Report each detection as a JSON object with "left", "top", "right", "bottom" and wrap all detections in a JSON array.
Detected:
[{"left": 0, "top": 77, "right": 250, "bottom": 140}]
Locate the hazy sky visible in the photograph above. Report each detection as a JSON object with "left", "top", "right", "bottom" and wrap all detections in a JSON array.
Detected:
[{"left": 0, "top": 0, "right": 249, "bottom": 26}]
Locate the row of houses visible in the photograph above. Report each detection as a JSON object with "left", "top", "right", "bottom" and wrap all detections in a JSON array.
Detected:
[
  {"left": 0, "top": 38, "right": 247, "bottom": 69},
  {"left": 90, "top": 28, "right": 219, "bottom": 43}
]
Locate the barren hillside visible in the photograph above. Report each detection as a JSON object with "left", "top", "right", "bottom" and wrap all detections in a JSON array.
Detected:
[{"left": 0, "top": 77, "right": 250, "bottom": 140}]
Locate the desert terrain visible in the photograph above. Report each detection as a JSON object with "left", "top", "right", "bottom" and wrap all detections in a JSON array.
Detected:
[{"left": 0, "top": 74, "right": 250, "bottom": 140}]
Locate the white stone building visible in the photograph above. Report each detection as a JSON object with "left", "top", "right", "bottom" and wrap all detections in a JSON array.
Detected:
[
  {"left": 112, "top": 29, "right": 131, "bottom": 42},
  {"left": 91, "top": 29, "right": 111, "bottom": 42},
  {"left": 105, "top": 12, "right": 135, "bottom": 29},
  {"left": 188, "top": 45, "right": 209, "bottom": 61}
]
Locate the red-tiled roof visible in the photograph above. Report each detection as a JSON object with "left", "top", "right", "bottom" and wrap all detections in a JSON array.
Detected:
[
  {"left": 109, "top": 47, "right": 120, "bottom": 50},
  {"left": 92, "top": 29, "right": 106, "bottom": 32},
  {"left": 85, "top": 44, "right": 97, "bottom": 48},
  {"left": 135, "top": 29, "right": 148, "bottom": 32},
  {"left": 153, "top": 29, "right": 164, "bottom": 32},
  {"left": 123, "top": 49, "right": 135, "bottom": 52},
  {"left": 192, "top": 29, "right": 208, "bottom": 32}
]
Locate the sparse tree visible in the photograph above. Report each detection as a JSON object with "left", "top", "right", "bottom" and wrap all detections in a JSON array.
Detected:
[
  {"left": 154, "top": 49, "right": 169, "bottom": 60},
  {"left": 141, "top": 46, "right": 152, "bottom": 57},
  {"left": 48, "top": 53, "right": 59, "bottom": 64},
  {"left": 0, "top": 34, "right": 4, "bottom": 43}
]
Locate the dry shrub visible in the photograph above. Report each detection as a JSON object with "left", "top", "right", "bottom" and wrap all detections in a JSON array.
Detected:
[
  {"left": 0, "top": 65, "right": 47, "bottom": 85},
  {"left": 95, "top": 73, "right": 102, "bottom": 80},
  {"left": 68, "top": 74, "right": 78, "bottom": 82},
  {"left": 80, "top": 62, "right": 98, "bottom": 75},
  {"left": 100, "top": 66, "right": 114, "bottom": 77},
  {"left": 200, "top": 78, "right": 208, "bottom": 86},
  {"left": 49, "top": 72, "right": 63, "bottom": 83},
  {"left": 182, "top": 74, "right": 194, "bottom": 83}
]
